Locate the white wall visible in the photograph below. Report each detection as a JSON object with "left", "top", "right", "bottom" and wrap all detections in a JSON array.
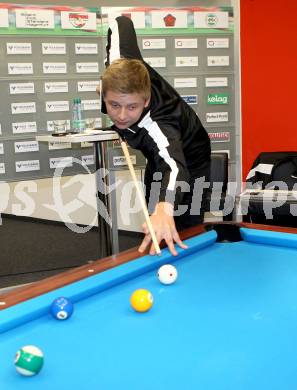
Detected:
[
  {"left": 2, "top": 174, "right": 98, "bottom": 225},
  {"left": 2, "top": 171, "right": 144, "bottom": 232}
]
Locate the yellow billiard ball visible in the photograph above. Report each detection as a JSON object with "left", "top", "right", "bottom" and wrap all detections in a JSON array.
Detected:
[{"left": 130, "top": 289, "right": 153, "bottom": 312}]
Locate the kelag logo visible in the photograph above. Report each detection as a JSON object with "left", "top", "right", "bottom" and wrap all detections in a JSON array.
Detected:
[{"left": 207, "top": 93, "right": 229, "bottom": 105}]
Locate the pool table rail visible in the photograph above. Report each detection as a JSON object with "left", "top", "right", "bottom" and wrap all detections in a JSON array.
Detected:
[{"left": 0, "top": 223, "right": 296, "bottom": 310}]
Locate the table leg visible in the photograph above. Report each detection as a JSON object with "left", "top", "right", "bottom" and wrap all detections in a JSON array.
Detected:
[
  {"left": 109, "top": 170, "right": 120, "bottom": 254},
  {"left": 94, "top": 141, "right": 113, "bottom": 257}
]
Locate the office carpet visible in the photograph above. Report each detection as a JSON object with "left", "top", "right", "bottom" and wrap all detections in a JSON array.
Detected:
[{"left": 0, "top": 215, "right": 142, "bottom": 289}]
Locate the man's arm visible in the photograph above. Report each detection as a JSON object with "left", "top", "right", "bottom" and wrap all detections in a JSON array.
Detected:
[
  {"left": 138, "top": 124, "right": 190, "bottom": 256},
  {"left": 106, "top": 16, "right": 143, "bottom": 66},
  {"left": 139, "top": 116, "right": 191, "bottom": 208}
]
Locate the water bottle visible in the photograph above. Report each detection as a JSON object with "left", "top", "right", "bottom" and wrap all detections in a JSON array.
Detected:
[{"left": 72, "top": 97, "right": 85, "bottom": 133}]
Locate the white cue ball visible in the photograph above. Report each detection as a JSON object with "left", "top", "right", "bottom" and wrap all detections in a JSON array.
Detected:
[{"left": 157, "top": 264, "right": 178, "bottom": 285}]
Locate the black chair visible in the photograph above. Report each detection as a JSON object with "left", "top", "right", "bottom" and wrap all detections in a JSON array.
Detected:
[
  {"left": 205, "top": 152, "right": 234, "bottom": 221},
  {"left": 243, "top": 151, "right": 297, "bottom": 227}
]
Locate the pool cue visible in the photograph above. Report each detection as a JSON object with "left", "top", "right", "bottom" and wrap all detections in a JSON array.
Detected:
[{"left": 120, "top": 139, "right": 161, "bottom": 255}]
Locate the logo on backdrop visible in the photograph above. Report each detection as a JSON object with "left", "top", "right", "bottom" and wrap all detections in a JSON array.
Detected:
[
  {"left": 69, "top": 13, "right": 88, "bottom": 28},
  {"left": 206, "top": 14, "right": 219, "bottom": 27},
  {"left": 207, "top": 93, "right": 229, "bottom": 105}
]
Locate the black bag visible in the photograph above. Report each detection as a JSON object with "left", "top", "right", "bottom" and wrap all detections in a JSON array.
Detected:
[{"left": 246, "top": 152, "right": 297, "bottom": 190}]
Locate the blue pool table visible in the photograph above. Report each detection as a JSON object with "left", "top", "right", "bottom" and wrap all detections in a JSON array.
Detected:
[{"left": 1, "top": 223, "right": 297, "bottom": 389}]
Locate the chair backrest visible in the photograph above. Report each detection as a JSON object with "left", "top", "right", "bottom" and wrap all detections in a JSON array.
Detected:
[{"left": 210, "top": 152, "right": 228, "bottom": 193}]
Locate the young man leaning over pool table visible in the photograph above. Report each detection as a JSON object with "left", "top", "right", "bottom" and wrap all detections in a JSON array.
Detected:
[{"left": 97, "top": 16, "right": 211, "bottom": 256}]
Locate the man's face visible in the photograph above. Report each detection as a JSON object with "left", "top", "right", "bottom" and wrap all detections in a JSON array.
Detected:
[{"left": 104, "top": 90, "right": 150, "bottom": 129}]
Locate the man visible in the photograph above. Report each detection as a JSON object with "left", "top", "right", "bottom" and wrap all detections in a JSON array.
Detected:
[{"left": 98, "top": 16, "right": 211, "bottom": 256}]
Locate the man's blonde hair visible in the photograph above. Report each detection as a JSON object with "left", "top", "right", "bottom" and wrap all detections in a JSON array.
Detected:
[{"left": 101, "top": 58, "right": 151, "bottom": 100}]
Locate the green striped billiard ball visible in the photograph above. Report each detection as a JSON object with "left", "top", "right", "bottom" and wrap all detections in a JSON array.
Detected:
[{"left": 14, "top": 345, "right": 44, "bottom": 376}]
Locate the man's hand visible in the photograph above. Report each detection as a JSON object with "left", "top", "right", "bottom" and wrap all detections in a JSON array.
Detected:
[{"left": 138, "top": 202, "right": 188, "bottom": 256}]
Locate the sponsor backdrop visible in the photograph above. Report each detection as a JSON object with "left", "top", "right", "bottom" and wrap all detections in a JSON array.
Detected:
[
  {"left": 0, "top": 2, "right": 238, "bottom": 182},
  {"left": 0, "top": 4, "right": 101, "bottom": 180}
]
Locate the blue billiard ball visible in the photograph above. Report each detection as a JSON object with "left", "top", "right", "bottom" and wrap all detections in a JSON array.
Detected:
[{"left": 50, "top": 297, "right": 73, "bottom": 320}]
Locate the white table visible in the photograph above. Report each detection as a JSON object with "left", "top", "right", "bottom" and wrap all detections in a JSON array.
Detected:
[
  {"left": 36, "top": 129, "right": 119, "bottom": 144},
  {"left": 37, "top": 129, "right": 120, "bottom": 257}
]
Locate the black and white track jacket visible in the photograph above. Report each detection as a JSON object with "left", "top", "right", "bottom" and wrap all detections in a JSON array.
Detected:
[{"left": 101, "top": 16, "right": 211, "bottom": 204}]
